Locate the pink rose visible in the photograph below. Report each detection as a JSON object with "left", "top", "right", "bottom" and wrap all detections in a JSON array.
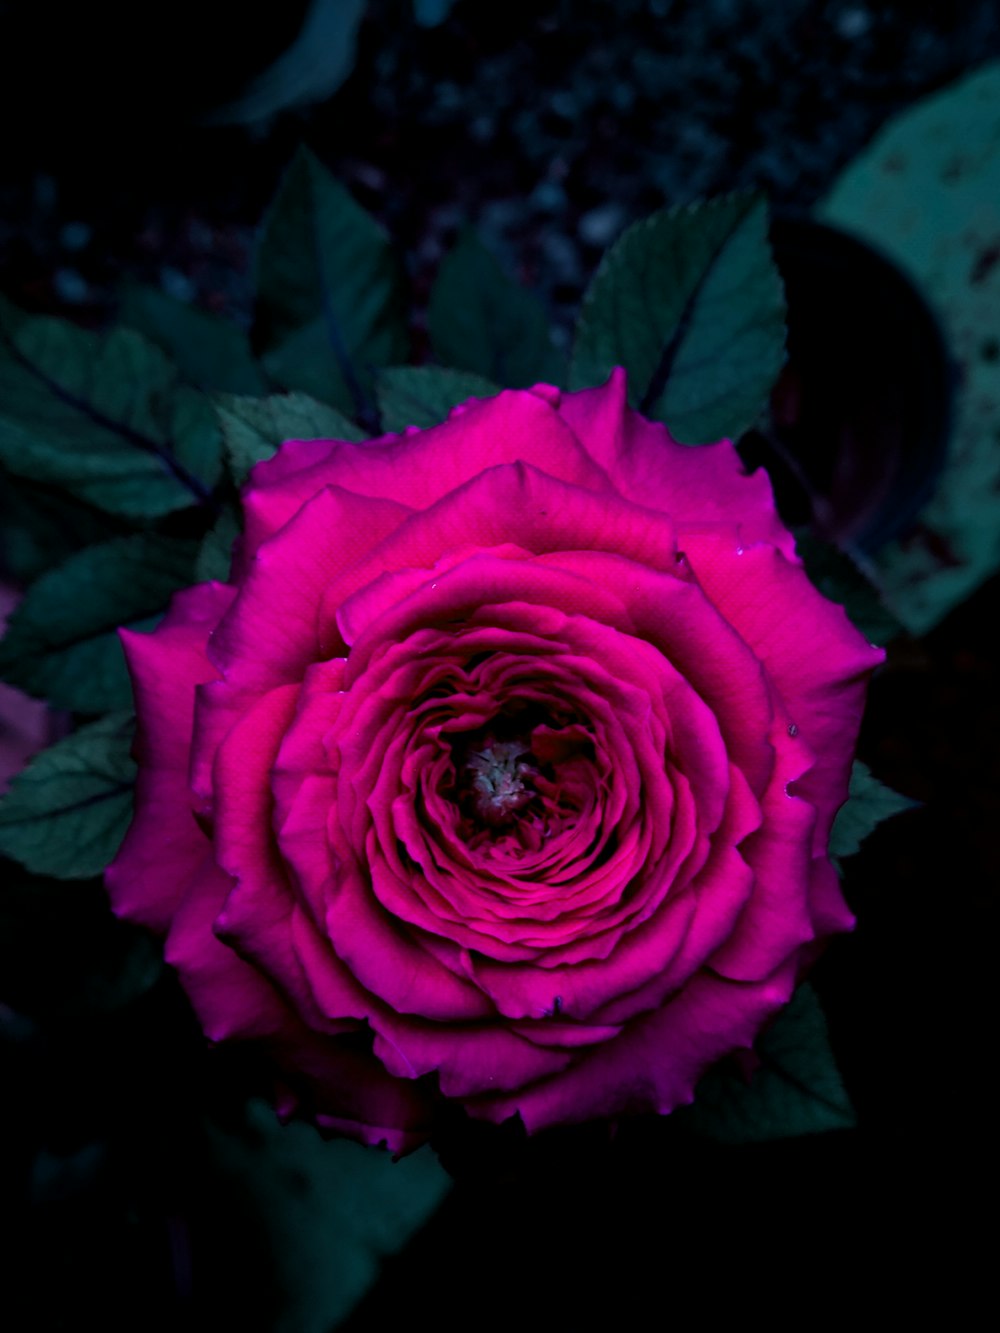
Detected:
[{"left": 106, "top": 371, "right": 882, "bottom": 1153}]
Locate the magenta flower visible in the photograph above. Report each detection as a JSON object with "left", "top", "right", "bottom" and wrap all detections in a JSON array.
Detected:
[{"left": 106, "top": 371, "right": 882, "bottom": 1153}]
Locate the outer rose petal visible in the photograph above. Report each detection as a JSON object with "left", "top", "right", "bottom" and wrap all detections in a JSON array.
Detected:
[
  {"left": 165, "top": 847, "right": 432, "bottom": 1152},
  {"left": 105, "top": 370, "right": 879, "bottom": 1150},
  {"left": 105, "top": 582, "right": 234, "bottom": 932},
  {"left": 469, "top": 958, "right": 799, "bottom": 1134},
  {"left": 246, "top": 387, "right": 611, "bottom": 517},
  {"left": 682, "top": 532, "right": 885, "bottom": 850},
  {"left": 556, "top": 368, "right": 799, "bottom": 561}
]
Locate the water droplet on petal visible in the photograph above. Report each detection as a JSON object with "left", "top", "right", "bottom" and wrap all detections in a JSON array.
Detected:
[
  {"left": 788, "top": 723, "right": 799, "bottom": 737},
  {"left": 735, "top": 546, "right": 745, "bottom": 556}
]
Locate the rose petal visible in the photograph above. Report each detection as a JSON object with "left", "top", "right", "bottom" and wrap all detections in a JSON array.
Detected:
[
  {"left": 106, "top": 582, "right": 234, "bottom": 931},
  {"left": 557, "top": 367, "right": 798, "bottom": 560}
]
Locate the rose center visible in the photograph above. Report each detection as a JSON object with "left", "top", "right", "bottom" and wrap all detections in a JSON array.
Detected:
[{"left": 465, "top": 740, "right": 536, "bottom": 826}]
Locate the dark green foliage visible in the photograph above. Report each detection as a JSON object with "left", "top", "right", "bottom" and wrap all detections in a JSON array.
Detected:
[
  {"left": 795, "top": 531, "right": 903, "bottom": 647},
  {"left": 0, "top": 299, "right": 221, "bottom": 517},
  {"left": 0, "top": 535, "right": 198, "bottom": 712},
  {"left": 830, "top": 760, "right": 918, "bottom": 863},
  {"left": 376, "top": 365, "right": 500, "bottom": 432},
  {"left": 428, "top": 228, "right": 563, "bottom": 387},
  {"left": 216, "top": 390, "right": 363, "bottom": 488},
  {"left": 0, "top": 712, "right": 136, "bottom": 879},
  {"left": 571, "top": 193, "right": 786, "bottom": 443},
  {"left": 120, "top": 284, "right": 267, "bottom": 395},
  {"left": 678, "top": 983, "right": 855, "bottom": 1142},
  {"left": 253, "top": 147, "right": 408, "bottom": 419},
  {"left": 0, "top": 470, "right": 124, "bottom": 584}
]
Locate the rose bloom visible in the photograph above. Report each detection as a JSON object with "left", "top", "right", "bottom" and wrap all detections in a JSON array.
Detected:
[{"left": 106, "top": 371, "right": 882, "bottom": 1153}]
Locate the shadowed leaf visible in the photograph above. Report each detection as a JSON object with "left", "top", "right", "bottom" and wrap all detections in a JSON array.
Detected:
[
  {"left": 0, "top": 535, "right": 198, "bottom": 712},
  {"left": 678, "top": 983, "right": 855, "bottom": 1143},
  {"left": 0, "top": 712, "right": 136, "bottom": 879},
  {"left": 0, "top": 299, "right": 221, "bottom": 516},
  {"left": 376, "top": 365, "right": 500, "bottom": 432},
  {"left": 428, "top": 228, "right": 562, "bottom": 387},
  {"left": 120, "top": 284, "right": 267, "bottom": 395},
  {"left": 216, "top": 390, "right": 363, "bottom": 487},
  {"left": 571, "top": 193, "right": 785, "bottom": 443},
  {"left": 254, "top": 148, "right": 408, "bottom": 419}
]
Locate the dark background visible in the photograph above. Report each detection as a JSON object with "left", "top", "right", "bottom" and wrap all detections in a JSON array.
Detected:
[{"left": 1, "top": 1, "right": 993, "bottom": 1325}]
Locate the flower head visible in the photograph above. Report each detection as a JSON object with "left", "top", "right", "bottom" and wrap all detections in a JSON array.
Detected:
[{"left": 106, "top": 370, "right": 882, "bottom": 1152}]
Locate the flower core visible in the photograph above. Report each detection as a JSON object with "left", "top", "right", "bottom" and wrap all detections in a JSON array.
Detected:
[{"left": 467, "top": 740, "right": 536, "bottom": 825}]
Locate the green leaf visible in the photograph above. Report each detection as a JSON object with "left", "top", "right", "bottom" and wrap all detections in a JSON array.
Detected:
[
  {"left": 203, "top": 0, "right": 365, "bottom": 126},
  {"left": 821, "top": 63, "right": 1000, "bottom": 633},
  {"left": 207, "top": 1099, "right": 451, "bottom": 1333},
  {"left": 570, "top": 193, "right": 786, "bottom": 443},
  {"left": 216, "top": 390, "right": 364, "bottom": 488},
  {"left": 0, "top": 301, "right": 222, "bottom": 517},
  {"left": 195, "top": 504, "right": 241, "bottom": 583},
  {"left": 829, "top": 760, "right": 918, "bottom": 863},
  {"left": 0, "top": 534, "right": 198, "bottom": 712},
  {"left": 428, "top": 228, "right": 562, "bottom": 387},
  {"left": 375, "top": 365, "right": 501, "bottom": 432},
  {"left": 0, "top": 712, "right": 136, "bottom": 879},
  {"left": 254, "top": 147, "right": 408, "bottom": 417},
  {"left": 679, "top": 983, "right": 855, "bottom": 1143},
  {"left": 0, "top": 469, "right": 124, "bottom": 584},
  {"left": 795, "top": 531, "right": 903, "bottom": 646},
  {"left": 120, "top": 284, "right": 267, "bottom": 395}
]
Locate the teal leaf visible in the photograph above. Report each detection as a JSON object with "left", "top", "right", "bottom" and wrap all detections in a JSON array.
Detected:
[
  {"left": 0, "top": 470, "right": 124, "bottom": 584},
  {"left": 0, "top": 534, "right": 198, "bottom": 712},
  {"left": 195, "top": 504, "right": 241, "bottom": 583},
  {"left": 0, "top": 712, "right": 136, "bottom": 879},
  {"left": 120, "top": 284, "right": 267, "bottom": 395},
  {"left": 207, "top": 1099, "right": 451, "bottom": 1333},
  {"left": 570, "top": 193, "right": 786, "bottom": 443},
  {"left": 203, "top": 0, "right": 365, "bottom": 127},
  {"left": 830, "top": 760, "right": 918, "bottom": 863},
  {"left": 216, "top": 390, "right": 364, "bottom": 488},
  {"left": 821, "top": 63, "right": 1000, "bottom": 633},
  {"left": 795, "top": 531, "right": 903, "bottom": 646},
  {"left": 428, "top": 228, "right": 563, "bottom": 387},
  {"left": 375, "top": 365, "right": 501, "bottom": 432},
  {"left": 679, "top": 983, "right": 855, "bottom": 1143},
  {"left": 0, "top": 300, "right": 222, "bottom": 517},
  {"left": 254, "top": 147, "right": 408, "bottom": 418}
]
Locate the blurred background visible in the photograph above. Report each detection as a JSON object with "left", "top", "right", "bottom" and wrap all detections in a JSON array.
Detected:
[{"left": 1, "top": 1, "right": 995, "bottom": 1327}]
